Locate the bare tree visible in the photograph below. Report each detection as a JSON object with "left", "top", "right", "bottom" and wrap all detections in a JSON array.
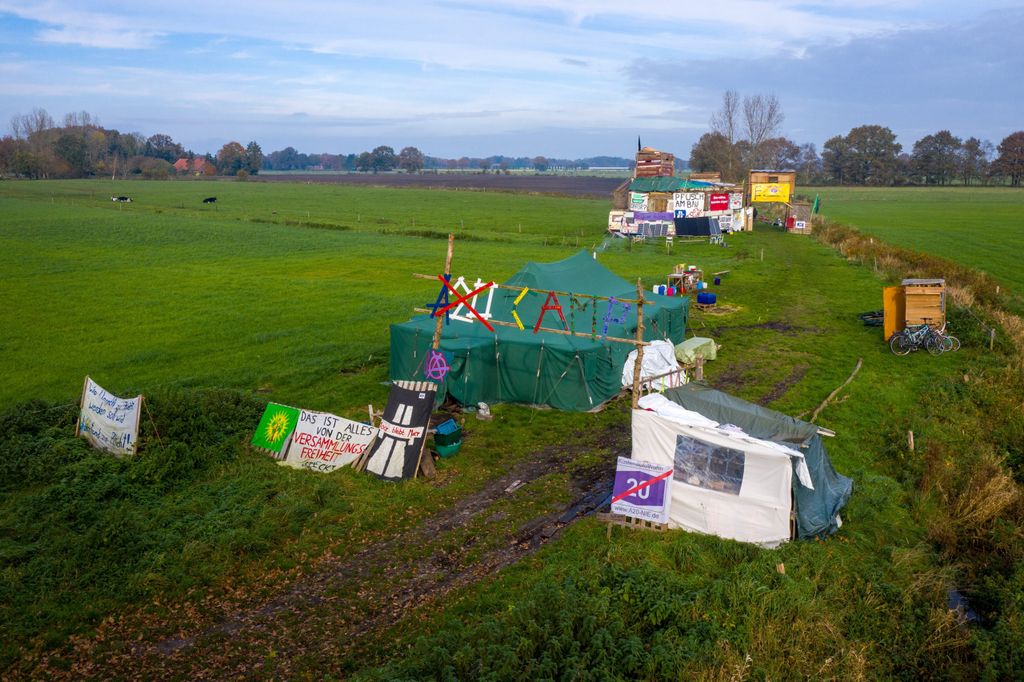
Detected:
[
  {"left": 743, "top": 94, "right": 785, "bottom": 167},
  {"left": 709, "top": 90, "right": 741, "bottom": 179},
  {"left": 10, "top": 107, "right": 54, "bottom": 140},
  {"left": 710, "top": 90, "right": 740, "bottom": 144}
]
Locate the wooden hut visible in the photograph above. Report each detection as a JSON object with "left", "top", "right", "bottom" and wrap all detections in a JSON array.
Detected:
[{"left": 748, "top": 169, "right": 796, "bottom": 203}]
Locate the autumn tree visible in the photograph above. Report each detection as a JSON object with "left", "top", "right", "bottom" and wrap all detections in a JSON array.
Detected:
[
  {"left": 398, "top": 146, "right": 424, "bottom": 173},
  {"left": 993, "top": 131, "right": 1024, "bottom": 186},
  {"left": 216, "top": 141, "right": 246, "bottom": 175}
]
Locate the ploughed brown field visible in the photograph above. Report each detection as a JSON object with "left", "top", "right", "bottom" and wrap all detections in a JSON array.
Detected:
[{"left": 259, "top": 172, "right": 624, "bottom": 197}]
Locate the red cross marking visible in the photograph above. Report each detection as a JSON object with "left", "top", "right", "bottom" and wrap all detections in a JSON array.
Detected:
[
  {"left": 611, "top": 469, "right": 673, "bottom": 504},
  {"left": 435, "top": 276, "right": 495, "bottom": 332}
]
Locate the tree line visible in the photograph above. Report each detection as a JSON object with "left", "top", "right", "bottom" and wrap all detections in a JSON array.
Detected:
[
  {"left": 690, "top": 91, "right": 1024, "bottom": 187},
  {"left": 262, "top": 147, "right": 631, "bottom": 173},
  {"left": 0, "top": 108, "right": 270, "bottom": 180}
]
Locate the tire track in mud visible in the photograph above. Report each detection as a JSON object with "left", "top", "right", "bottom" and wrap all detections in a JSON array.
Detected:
[{"left": 118, "top": 428, "right": 628, "bottom": 679}]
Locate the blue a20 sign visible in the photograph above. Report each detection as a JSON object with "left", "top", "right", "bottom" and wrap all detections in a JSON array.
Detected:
[{"left": 611, "top": 456, "right": 673, "bottom": 524}]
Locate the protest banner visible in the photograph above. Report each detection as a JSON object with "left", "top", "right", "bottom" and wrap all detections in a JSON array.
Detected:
[
  {"left": 611, "top": 456, "right": 673, "bottom": 524},
  {"left": 361, "top": 380, "right": 436, "bottom": 481},
  {"left": 281, "top": 409, "right": 377, "bottom": 473},
  {"left": 251, "top": 402, "right": 301, "bottom": 457},
  {"left": 673, "top": 192, "right": 704, "bottom": 217},
  {"left": 76, "top": 376, "right": 142, "bottom": 456},
  {"left": 751, "top": 182, "right": 790, "bottom": 203},
  {"left": 709, "top": 193, "right": 729, "bottom": 212}
]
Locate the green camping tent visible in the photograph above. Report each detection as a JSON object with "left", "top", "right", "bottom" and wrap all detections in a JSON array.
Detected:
[{"left": 390, "top": 251, "right": 689, "bottom": 412}]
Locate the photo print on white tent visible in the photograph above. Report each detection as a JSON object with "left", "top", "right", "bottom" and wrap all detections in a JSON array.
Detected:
[{"left": 674, "top": 435, "right": 744, "bottom": 495}]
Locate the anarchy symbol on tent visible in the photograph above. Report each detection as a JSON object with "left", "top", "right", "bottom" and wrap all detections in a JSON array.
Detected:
[
  {"left": 448, "top": 276, "right": 495, "bottom": 325},
  {"left": 424, "top": 349, "right": 451, "bottom": 381}
]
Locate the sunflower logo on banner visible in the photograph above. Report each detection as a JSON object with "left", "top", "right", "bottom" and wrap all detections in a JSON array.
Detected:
[{"left": 251, "top": 403, "right": 300, "bottom": 456}]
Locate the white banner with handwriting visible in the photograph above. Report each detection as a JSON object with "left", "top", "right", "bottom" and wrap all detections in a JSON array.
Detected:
[
  {"left": 281, "top": 409, "right": 377, "bottom": 473},
  {"left": 77, "top": 377, "right": 142, "bottom": 455}
]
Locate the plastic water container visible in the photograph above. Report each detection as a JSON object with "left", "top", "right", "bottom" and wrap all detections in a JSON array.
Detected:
[
  {"left": 697, "top": 292, "right": 717, "bottom": 305},
  {"left": 714, "top": 277, "right": 721, "bottom": 286}
]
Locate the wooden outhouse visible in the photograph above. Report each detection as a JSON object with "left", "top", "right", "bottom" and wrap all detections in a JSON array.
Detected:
[{"left": 882, "top": 278, "right": 946, "bottom": 340}]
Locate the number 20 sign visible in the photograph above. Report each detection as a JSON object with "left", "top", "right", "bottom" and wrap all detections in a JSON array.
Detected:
[{"left": 611, "top": 456, "right": 673, "bottom": 524}]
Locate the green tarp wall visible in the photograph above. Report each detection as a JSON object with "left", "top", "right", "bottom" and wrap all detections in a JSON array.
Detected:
[
  {"left": 390, "top": 251, "right": 689, "bottom": 412},
  {"left": 661, "top": 383, "right": 853, "bottom": 540}
]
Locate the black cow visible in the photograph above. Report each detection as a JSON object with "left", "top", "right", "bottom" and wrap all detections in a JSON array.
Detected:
[
  {"left": 202, "top": 196, "right": 217, "bottom": 204},
  {"left": 111, "top": 196, "right": 132, "bottom": 202}
]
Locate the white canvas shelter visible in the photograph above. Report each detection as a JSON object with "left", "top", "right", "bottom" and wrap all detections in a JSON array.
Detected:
[{"left": 632, "top": 393, "right": 815, "bottom": 547}]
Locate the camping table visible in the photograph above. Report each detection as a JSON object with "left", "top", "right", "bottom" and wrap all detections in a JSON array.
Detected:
[{"left": 668, "top": 269, "right": 702, "bottom": 292}]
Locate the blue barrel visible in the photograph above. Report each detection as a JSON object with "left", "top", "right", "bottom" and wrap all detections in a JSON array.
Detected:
[
  {"left": 714, "top": 277, "right": 721, "bottom": 285},
  {"left": 697, "top": 292, "right": 717, "bottom": 305}
]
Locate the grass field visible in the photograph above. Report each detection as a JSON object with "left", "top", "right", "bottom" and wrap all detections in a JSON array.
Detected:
[
  {"left": 814, "top": 186, "right": 1024, "bottom": 297},
  {"left": 0, "top": 179, "right": 1021, "bottom": 679}
]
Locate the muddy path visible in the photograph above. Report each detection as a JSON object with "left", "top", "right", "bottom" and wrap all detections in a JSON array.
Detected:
[{"left": 56, "top": 428, "right": 627, "bottom": 680}]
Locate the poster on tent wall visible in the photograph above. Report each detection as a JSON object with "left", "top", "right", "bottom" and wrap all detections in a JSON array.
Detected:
[
  {"left": 628, "top": 192, "right": 648, "bottom": 211},
  {"left": 611, "top": 456, "right": 673, "bottom": 524},
  {"left": 729, "top": 193, "right": 744, "bottom": 210},
  {"left": 281, "top": 409, "right": 377, "bottom": 473},
  {"left": 77, "top": 376, "right": 142, "bottom": 456},
  {"left": 751, "top": 183, "right": 791, "bottom": 203},
  {"left": 718, "top": 214, "right": 733, "bottom": 231},
  {"left": 673, "top": 192, "right": 704, "bottom": 217},
  {"left": 361, "top": 380, "right": 436, "bottom": 482},
  {"left": 251, "top": 402, "right": 301, "bottom": 458}
]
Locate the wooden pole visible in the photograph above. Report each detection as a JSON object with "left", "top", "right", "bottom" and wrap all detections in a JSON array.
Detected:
[
  {"left": 631, "top": 279, "right": 645, "bottom": 409},
  {"left": 411, "top": 274, "right": 643, "bottom": 305},
  {"left": 412, "top": 310, "right": 649, "bottom": 346},
  {"left": 907, "top": 430, "right": 915, "bottom": 453},
  {"left": 431, "top": 234, "right": 455, "bottom": 350},
  {"left": 416, "top": 235, "right": 453, "bottom": 480},
  {"left": 73, "top": 375, "right": 88, "bottom": 437}
]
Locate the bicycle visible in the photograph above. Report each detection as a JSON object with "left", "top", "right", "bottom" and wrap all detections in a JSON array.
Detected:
[
  {"left": 934, "top": 322, "right": 961, "bottom": 352},
  {"left": 890, "top": 318, "right": 952, "bottom": 356},
  {"left": 890, "top": 323, "right": 936, "bottom": 355}
]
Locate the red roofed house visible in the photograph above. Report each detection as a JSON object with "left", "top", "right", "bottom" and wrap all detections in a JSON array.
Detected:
[{"left": 174, "top": 157, "right": 213, "bottom": 176}]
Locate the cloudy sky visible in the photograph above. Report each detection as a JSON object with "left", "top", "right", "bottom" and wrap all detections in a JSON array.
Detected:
[{"left": 1, "top": 1, "right": 1021, "bottom": 159}]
